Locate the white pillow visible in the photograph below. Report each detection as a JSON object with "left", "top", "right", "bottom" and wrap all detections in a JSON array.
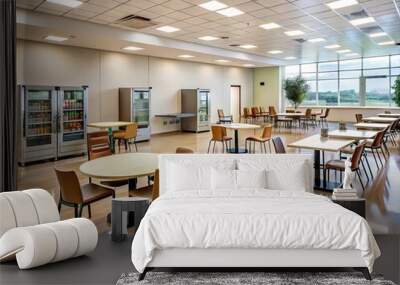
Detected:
[
  {"left": 211, "top": 168, "right": 237, "bottom": 190},
  {"left": 167, "top": 163, "right": 211, "bottom": 191},
  {"left": 266, "top": 165, "right": 307, "bottom": 191},
  {"left": 237, "top": 170, "right": 267, "bottom": 189}
]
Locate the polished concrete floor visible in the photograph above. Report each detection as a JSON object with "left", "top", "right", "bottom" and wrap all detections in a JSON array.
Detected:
[{"left": 4, "top": 122, "right": 400, "bottom": 284}]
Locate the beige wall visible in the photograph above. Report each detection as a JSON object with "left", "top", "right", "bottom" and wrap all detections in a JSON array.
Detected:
[
  {"left": 253, "top": 66, "right": 281, "bottom": 110},
  {"left": 17, "top": 40, "right": 253, "bottom": 134}
]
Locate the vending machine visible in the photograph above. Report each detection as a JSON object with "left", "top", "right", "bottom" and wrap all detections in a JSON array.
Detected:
[
  {"left": 181, "top": 89, "right": 210, "bottom": 132},
  {"left": 18, "top": 85, "right": 88, "bottom": 165}
]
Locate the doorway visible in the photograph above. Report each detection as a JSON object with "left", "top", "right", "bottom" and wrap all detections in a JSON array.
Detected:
[{"left": 230, "top": 85, "right": 241, "bottom": 123}]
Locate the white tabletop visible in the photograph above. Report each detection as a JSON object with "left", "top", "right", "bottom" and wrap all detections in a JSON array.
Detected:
[
  {"left": 377, "top": 113, "right": 400, "bottom": 118},
  {"left": 87, "top": 121, "right": 132, "bottom": 129},
  {"left": 277, "top": 113, "right": 304, "bottom": 117},
  {"left": 287, "top": 134, "right": 354, "bottom": 152},
  {"left": 223, "top": 123, "right": 260, "bottom": 130},
  {"left": 362, "top": 117, "right": 397, "bottom": 123},
  {"left": 328, "top": 129, "right": 378, "bottom": 140},
  {"left": 80, "top": 153, "right": 158, "bottom": 180},
  {"left": 354, "top": 123, "right": 390, "bottom": 130}
]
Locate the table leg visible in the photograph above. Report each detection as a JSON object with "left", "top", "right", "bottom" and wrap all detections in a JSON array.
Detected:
[
  {"left": 128, "top": 178, "right": 137, "bottom": 191},
  {"left": 234, "top": 130, "right": 239, "bottom": 153},
  {"left": 111, "top": 201, "right": 123, "bottom": 242},
  {"left": 108, "top": 127, "right": 115, "bottom": 153},
  {"left": 314, "top": 149, "right": 321, "bottom": 188},
  {"left": 322, "top": 150, "right": 326, "bottom": 189}
]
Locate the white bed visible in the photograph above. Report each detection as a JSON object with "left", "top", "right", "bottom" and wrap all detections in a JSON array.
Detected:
[{"left": 131, "top": 154, "right": 380, "bottom": 280}]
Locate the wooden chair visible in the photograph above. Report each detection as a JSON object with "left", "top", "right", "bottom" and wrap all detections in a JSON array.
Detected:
[
  {"left": 55, "top": 169, "right": 115, "bottom": 218},
  {"left": 251, "top": 107, "right": 262, "bottom": 122},
  {"left": 272, "top": 137, "right": 286, "bottom": 153},
  {"left": 176, "top": 147, "right": 194, "bottom": 153},
  {"left": 300, "top": 108, "right": 314, "bottom": 129},
  {"left": 207, "top": 125, "right": 232, "bottom": 153},
  {"left": 363, "top": 130, "right": 387, "bottom": 168},
  {"left": 270, "top": 106, "right": 292, "bottom": 129},
  {"left": 259, "top": 106, "right": 269, "bottom": 122},
  {"left": 245, "top": 124, "right": 273, "bottom": 153},
  {"left": 113, "top": 123, "right": 138, "bottom": 152},
  {"left": 217, "top": 109, "right": 233, "bottom": 124},
  {"left": 355, "top": 114, "right": 363, "bottom": 123},
  {"left": 320, "top": 108, "right": 330, "bottom": 126},
  {"left": 87, "top": 132, "right": 128, "bottom": 188},
  {"left": 242, "top": 107, "right": 252, "bottom": 123},
  {"left": 325, "top": 143, "right": 367, "bottom": 191}
]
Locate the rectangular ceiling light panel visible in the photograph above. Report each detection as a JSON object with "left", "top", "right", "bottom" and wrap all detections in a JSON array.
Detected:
[{"left": 47, "top": 0, "right": 82, "bottom": 8}]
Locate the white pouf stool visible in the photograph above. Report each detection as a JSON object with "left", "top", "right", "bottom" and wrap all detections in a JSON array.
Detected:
[{"left": 0, "top": 189, "right": 98, "bottom": 269}]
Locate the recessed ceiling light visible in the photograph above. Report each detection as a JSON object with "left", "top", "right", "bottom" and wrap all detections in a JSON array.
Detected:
[
  {"left": 369, "top": 32, "right": 387, "bottom": 38},
  {"left": 259, "top": 22, "right": 281, "bottom": 30},
  {"left": 44, "top": 35, "right": 69, "bottom": 42},
  {"left": 284, "top": 30, "right": 304, "bottom": 36},
  {"left": 336, "top": 49, "right": 351, "bottom": 53},
  {"left": 199, "top": 1, "right": 227, "bottom": 11},
  {"left": 326, "top": 0, "right": 358, "bottom": 10},
  {"left": 284, "top": 56, "right": 297, "bottom": 60},
  {"left": 308, "top": 38, "right": 326, "bottom": 43},
  {"left": 156, "top": 26, "right": 180, "bottom": 33},
  {"left": 198, "top": 36, "right": 219, "bottom": 41},
  {"left": 178, "top": 54, "right": 194, "bottom": 58},
  {"left": 243, "top": 64, "right": 255, "bottom": 67},
  {"left": 215, "top": 59, "right": 230, "bottom": 63},
  {"left": 324, "top": 44, "right": 341, "bottom": 49},
  {"left": 344, "top": 53, "right": 359, "bottom": 57},
  {"left": 122, "top": 46, "right": 143, "bottom": 51},
  {"left": 349, "top": 17, "right": 375, "bottom": 26},
  {"left": 47, "top": 0, "right": 82, "bottom": 8},
  {"left": 268, "top": 50, "right": 283, "bottom": 54},
  {"left": 216, "top": 7, "right": 244, "bottom": 17},
  {"left": 378, "top": 41, "right": 395, "bottom": 46},
  {"left": 239, "top": 44, "right": 257, "bottom": 49}
]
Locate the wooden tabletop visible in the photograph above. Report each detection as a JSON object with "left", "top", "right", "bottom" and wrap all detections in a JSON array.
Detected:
[
  {"left": 362, "top": 117, "right": 397, "bottom": 123},
  {"left": 354, "top": 123, "right": 390, "bottom": 130},
  {"left": 87, "top": 121, "right": 132, "bottom": 129},
  {"left": 80, "top": 153, "right": 158, "bottom": 180},
  {"left": 377, "top": 113, "right": 400, "bottom": 118},
  {"left": 287, "top": 134, "right": 354, "bottom": 152},
  {"left": 223, "top": 123, "right": 260, "bottom": 130},
  {"left": 328, "top": 129, "right": 378, "bottom": 140}
]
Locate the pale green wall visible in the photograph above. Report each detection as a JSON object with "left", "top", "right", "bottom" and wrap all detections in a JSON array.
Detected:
[{"left": 253, "top": 66, "right": 281, "bottom": 110}]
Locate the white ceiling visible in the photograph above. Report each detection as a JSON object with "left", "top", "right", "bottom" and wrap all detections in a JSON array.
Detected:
[{"left": 16, "top": 0, "right": 400, "bottom": 64}]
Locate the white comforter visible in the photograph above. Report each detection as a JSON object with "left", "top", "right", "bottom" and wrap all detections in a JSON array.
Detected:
[{"left": 131, "top": 190, "right": 380, "bottom": 273}]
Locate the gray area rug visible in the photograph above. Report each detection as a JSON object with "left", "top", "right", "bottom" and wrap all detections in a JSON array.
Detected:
[{"left": 117, "top": 272, "right": 395, "bottom": 285}]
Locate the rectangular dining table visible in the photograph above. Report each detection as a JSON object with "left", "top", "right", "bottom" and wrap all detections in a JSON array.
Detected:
[
  {"left": 377, "top": 113, "right": 400, "bottom": 118},
  {"left": 287, "top": 134, "right": 355, "bottom": 191},
  {"left": 362, "top": 117, "right": 397, "bottom": 123},
  {"left": 354, "top": 123, "right": 390, "bottom": 130},
  {"left": 328, "top": 129, "right": 378, "bottom": 140}
]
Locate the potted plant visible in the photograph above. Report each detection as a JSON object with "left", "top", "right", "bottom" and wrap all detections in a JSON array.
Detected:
[
  {"left": 283, "top": 76, "right": 309, "bottom": 109},
  {"left": 393, "top": 75, "right": 400, "bottom": 107}
]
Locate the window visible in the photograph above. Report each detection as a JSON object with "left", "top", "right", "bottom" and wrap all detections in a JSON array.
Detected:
[
  {"left": 284, "top": 65, "right": 299, "bottom": 79},
  {"left": 365, "top": 77, "right": 390, "bottom": 106},
  {"left": 318, "top": 80, "right": 338, "bottom": 105},
  {"left": 282, "top": 54, "right": 399, "bottom": 106}
]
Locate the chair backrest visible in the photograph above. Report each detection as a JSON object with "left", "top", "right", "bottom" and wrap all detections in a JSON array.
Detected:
[
  {"left": 269, "top": 106, "right": 277, "bottom": 116},
  {"left": 217, "top": 109, "right": 224, "bottom": 119},
  {"left": 211, "top": 125, "right": 226, "bottom": 141},
  {"left": 389, "top": 120, "right": 398, "bottom": 131},
  {"left": 260, "top": 106, "right": 267, "bottom": 113},
  {"left": 151, "top": 169, "right": 160, "bottom": 201},
  {"left": 355, "top": 114, "right": 363, "bottom": 123},
  {"left": 261, "top": 124, "right": 273, "bottom": 139},
  {"left": 243, "top": 107, "right": 251, "bottom": 118},
  {"left": 124, "top": 123, "right": 138, "bottom": 139},
  {"left": 251, "top": 107, "right": 260, "bottom": 117},
  {"left": 272, "top": 137, "right": 286, "bottom": 153},
  {"left": 351, "top": 143, "right": 366, "bottom": 170},
  {"left": 54, "top": 169, "right": 83, "bottom": 204},
  {"left": 305, "top": 108, "right": 312, "bottom": 118},
  {"left": 87, "top": 131, "right": 112, "bottom": 160},
  {"left": 286, "top": 109, "right": 295, "bottom": 113},
  {"left": 176, "top": 147, "right": 194, "bottom": 154},
  {"left": 371, "top": 130, "right": 385, "bottom": 147},
  {"left": 0, "top": 189, "right": 60, "bottom": 237},
  {"left": 323, "top": 108, "right": 330, "bottom": 117}
]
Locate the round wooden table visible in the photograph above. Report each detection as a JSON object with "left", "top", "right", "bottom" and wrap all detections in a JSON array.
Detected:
[
  {"left": 87, "top": 121, "right": 132, "bottom": 152},
  {"left": 224, "top": 123, "right": 260, "bottom": 153},
  {"left": 80, "top": 153, "right": 158, "bottom": 190}
]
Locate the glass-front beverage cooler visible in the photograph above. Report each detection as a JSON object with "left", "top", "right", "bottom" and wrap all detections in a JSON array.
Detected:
[
  {"left": 119, "top": 87, "right": 151, "bottom": 142},
  {"left": 181, "top": 89, "right": 210, "bottom": 132},
  {"left": 18, "top": 85, "right": 88, "bottom": 165}
]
